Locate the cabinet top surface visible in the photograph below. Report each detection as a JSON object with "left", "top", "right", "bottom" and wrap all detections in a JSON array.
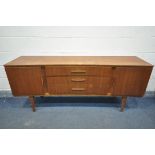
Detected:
[{"left": 4, "top": 56, "right": 153, "bottom": 67}]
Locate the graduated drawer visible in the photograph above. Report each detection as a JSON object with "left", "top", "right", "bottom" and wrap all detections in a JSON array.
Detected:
[
  {"left": 46, "top": 76, "right": 113, "bottom": 95},
  {"left": 45, "top": 66, "right": 113, "bottom": 76}
]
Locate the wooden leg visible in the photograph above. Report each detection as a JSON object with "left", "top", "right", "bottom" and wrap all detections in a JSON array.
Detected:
[
  {"left": 29, "top": 96, "right": 36, "bottom": 112},
  {"left": 121, "top": 96, "right": 127, "bottom": 112}
]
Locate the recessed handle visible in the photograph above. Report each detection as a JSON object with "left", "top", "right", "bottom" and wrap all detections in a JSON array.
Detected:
[
  {"left": 71, "top": 88, "right": 86, "bottom": 91},
  {"left": 71, "top": 78, "right": 86, "bottom": 82}
]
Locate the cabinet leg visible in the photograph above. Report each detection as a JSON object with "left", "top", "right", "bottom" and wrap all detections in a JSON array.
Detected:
[
  {"left": 29, "top": 96, "right": 36, "bottom": 112},
  {"left": 121, "top": 96, "right": 127, "bottom": 112}
]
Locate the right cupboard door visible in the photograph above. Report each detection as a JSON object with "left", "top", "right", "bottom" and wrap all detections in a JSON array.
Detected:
[{"left": 113, "top": 66, "right": 153, "bottom": 96}]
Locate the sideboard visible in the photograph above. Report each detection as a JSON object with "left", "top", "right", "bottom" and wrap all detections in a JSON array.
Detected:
[{"left": 4, "top": 56, "right": 153, "bottom": 112}]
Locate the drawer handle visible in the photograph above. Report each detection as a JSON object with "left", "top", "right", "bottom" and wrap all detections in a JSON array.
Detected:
[
  {"left": 71, "top": 88, "right": 86, "bottom": 91},
  {"left": 71, "top": 70, "right": 86, "bottom": 74},
  {"left": 71, "top": 78, "right": 86, "bottom": 82}
]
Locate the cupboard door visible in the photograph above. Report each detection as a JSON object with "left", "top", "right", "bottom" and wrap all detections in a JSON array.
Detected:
[
  {"left": 113, "top": 67, "right": 153, "bottom": 96},
  {"left": 5, "top": 67, "right": 43, "bottom": 96}
]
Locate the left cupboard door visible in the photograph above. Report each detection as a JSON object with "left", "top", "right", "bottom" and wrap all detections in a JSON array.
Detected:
[{"left": 5, "top": 66, "right": 44, "bottom": 96}]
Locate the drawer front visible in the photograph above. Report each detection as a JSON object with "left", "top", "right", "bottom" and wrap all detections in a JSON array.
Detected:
[
  {"left": 45, "top": 66, "right": 113, "bottom": 76},
  {"left": 47, "top": 76, "right": 113, "bottom": 95}
]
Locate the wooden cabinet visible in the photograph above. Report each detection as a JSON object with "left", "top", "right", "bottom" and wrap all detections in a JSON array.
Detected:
[{"left": 4, "top": 56, "right": 153, "bottom": 112}]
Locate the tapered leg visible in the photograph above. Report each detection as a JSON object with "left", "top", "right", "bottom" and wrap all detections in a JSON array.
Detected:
[
  {"left": 29, "top": 96, "right": 36, "bottom": 112},
  {"left": 121, "top": 96, "right": 127, "bottom": 112}
]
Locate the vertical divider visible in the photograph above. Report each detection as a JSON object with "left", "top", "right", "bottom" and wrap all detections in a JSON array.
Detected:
[{"left": 41, "top": 66, "right": 48, "bottom": 94}]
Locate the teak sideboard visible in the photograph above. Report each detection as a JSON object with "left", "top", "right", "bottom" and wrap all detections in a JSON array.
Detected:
[{"left": 4, "top": 56, "right": 153, "bottom": 112}]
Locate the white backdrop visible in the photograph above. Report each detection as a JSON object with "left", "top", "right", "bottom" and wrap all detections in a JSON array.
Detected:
[{"left": 0, "top": 26, "right": 155, "bottom": 91}]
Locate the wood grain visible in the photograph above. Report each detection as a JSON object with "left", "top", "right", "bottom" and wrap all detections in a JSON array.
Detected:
[
  {"left": 45, "top": 66, "right": 113, "bottom": 76},
  {"left": 5, "top": 66, "right": 43, "bottom": 95},
  {"left": 113, "top": 66, "right": 153, "bottom": 96},
  {"left": 47, "top": 76, "right": 113, "bottom": 95},
  {"left": 4, "top": 56, "right": 153, "bottom": 67}
]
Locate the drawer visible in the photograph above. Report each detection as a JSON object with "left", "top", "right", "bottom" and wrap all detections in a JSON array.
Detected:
[
  {"left": 46, "top": 76, "right": 113, "bottom": 95},
  {"left": 45, "top": 66, "right": 113, "bottom": 76},
  {"left": 47, "top": 76, "right": 90, "bottom": 84}
]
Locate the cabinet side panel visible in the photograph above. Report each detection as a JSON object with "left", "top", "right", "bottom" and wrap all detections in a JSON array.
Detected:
[
  {"left": 5, "top": 66, "right": 43, "bottom": 96},
  {"left": 113, "top": 66, "right": 153, "bottom": 96}
]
